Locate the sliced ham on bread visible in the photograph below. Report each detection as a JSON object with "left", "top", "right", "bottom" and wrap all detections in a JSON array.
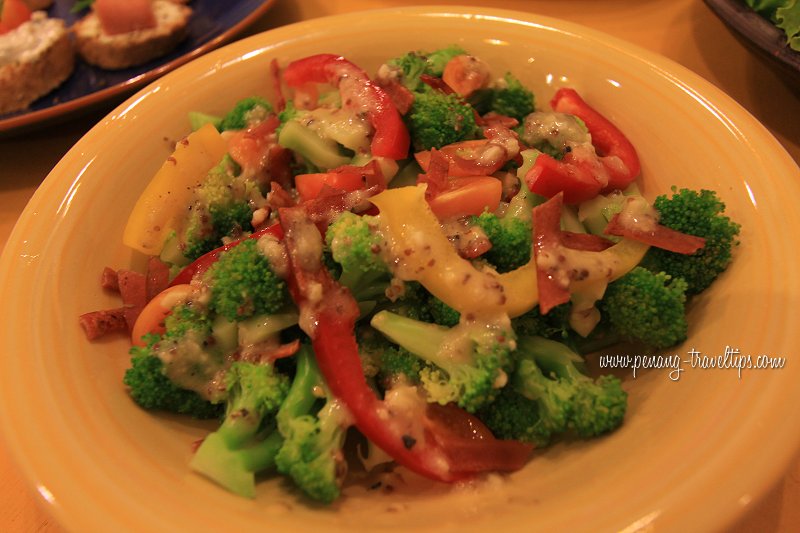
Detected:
[
  {"left": 0, "top": 12, "right": 75, "bottom": 114},
  {"left": 74, "top": 0, "right": 192, "bottom": 70}
]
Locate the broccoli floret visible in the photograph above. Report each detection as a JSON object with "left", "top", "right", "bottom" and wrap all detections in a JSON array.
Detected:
[
  {"left": 124, "top": 344, "right": 222, "bottom": 419},
  {"left": 480, "top": 336, "right": 626, "bottom": 445},
  {"left": 476, "top": 386, "right": 551, "bottom": 446},
  {"left": 381, "top": 281, "right": 434, "bottom": 322},
  {"left": 487, "top": 73, "right": 535, "bottom": 122},
  {"left": 642, "top": 188, "right": 741, "bottom": 295},
  {"left": 377, "top": 346, "right": 425, "bottom": 385},
  {"left": 325, "top": 211, "right": 391, "bottom": 302},
  {"left": 388, "top": 45, "right": 467, "bottom": 91},
  {"left": 471, "top": 178, "right": 536, "bottom": 272},
  {"left": 204, "top": 238, "right": 288, "bottom": 322},
  {"left": 491, "top": 73, "right": 535, "bottom": 120},
  {"left": 182, "top": 155, "right": 257, "bottom": 261},
  {"left": 370, "top": 310, "right": 515, "bottom": 413},
  {"left": 357, "top": 325, "right": 423, "bottom": 384},
  {"left": 123, "top": 305, "right": 224, "bottom": 419},
  {"left": 212, "top": 362, "right": 290, "bottom": 447},
  {"left": 189, "top": 361, "right": 290, "bottom": 498},
  {"left": 387, "top": 52, "right": 429, "bottom": 93},
  {"left": 423, "top": 45, "right": 468, "bottom": 77},
  {"left": 472, "top": 211, "right": 531, "bottom": 272},
  {"left": 219, "top": 96, "right": 273, "bottom": 131},
  {"left": 520, "top": 337, "right": 626, "bottom": 438},
  {"left": 427, "top": 295, "right": 460, "bottom": 327},
  {"left": 406, "top": 91, "right": 480, "bottom": 151},
  {"left": 275, "top": 346, "right": 350, "bottom": 504},
  {"left": 599, "top": 266, "right": 688, "bottom": 350},
  {"left": 511, "top": 303, "right": 572, "bottom": 342}
]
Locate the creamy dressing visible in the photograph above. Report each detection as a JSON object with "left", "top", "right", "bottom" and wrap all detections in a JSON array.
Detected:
[
  {"left": 157, "top": 332, "right": 226, "bottom": 400},
  {"left": 0, "top": 13, "right": 64, "bottom": 67},
  {"left": 617, "top": 195, "right": 660, "bottom": 232},
  {"left": 303, "top": 107, "right": 371, "bottom": 152},
  {"left": 521, "top": 111, "right": 590, "bottom": 150},
  {"left": 257, "top": 233, "right": 289, "bottom": 278},
  {"left": 382, "top": 383, "right": 429, "bottom": 447}
]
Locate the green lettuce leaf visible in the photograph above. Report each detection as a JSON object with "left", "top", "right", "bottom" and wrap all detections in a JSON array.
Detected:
[{"left": 744, "top": 0, "right": 800, "bottom": 51}]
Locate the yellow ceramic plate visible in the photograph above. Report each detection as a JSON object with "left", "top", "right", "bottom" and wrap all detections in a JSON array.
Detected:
[{"left": 1, "top": 6, "right": 799, "bottom": 532}]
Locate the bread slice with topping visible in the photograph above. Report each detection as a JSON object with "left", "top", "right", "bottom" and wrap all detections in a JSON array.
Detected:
[
  {"left": 0, "top": 12, "right": 74, "bottom": 114},
  {"left": 73, "top": 0, "right": 192, "bottom": 70}
]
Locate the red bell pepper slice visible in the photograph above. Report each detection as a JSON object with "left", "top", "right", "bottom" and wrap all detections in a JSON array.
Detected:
[
  {"left": 525, "top": 88, "right": 641, "bottom": 204},
  {"left": 282, "top": 54, "right": 410, "bottom": 160},
  {"left": 169, "top": 222, "right": 285, "bottom": 286},
  {"left": 525, "top": 152, "right": 604, "bottom": 205},
  {"left": 550, "top": 88, "right": 641, "bottom": 192},
  {"left": 278, "top": 204, "right": 532, "bottom": 482}
]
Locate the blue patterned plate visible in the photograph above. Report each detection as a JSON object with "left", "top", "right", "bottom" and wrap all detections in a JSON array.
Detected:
[{"left": 0, "top": 0, "right": 276, "bottom": 134}]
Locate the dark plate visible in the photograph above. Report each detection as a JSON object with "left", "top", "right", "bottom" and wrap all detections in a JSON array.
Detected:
[
  {"left": 0, "top": 0, "right": 276, "bottom": 135},
  {"left": 704, "top": 0, "right": 800, "bottom": 87}
]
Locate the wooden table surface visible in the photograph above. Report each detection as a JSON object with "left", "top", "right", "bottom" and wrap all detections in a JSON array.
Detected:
[{"left": 1, "top": 1, "right": 799, "bottom": 531}]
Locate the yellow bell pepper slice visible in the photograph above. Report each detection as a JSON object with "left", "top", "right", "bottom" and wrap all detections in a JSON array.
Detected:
[
  {"left": 370, "top": 185, "right": 649, "bottom": 319},
  {"left": 123, "top": 123, "right": 228, "bottom": 255},
  {"left": 371, "top": 185, "right": 539, "bottom": 318}
]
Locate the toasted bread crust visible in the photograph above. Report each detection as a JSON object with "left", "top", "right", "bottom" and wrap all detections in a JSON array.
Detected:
[
  {"left": 74, "top": 1, "right": 192, "bottom": 70},
  {"left": 0, "top": 21, "right": 75, "bottom": 114}
]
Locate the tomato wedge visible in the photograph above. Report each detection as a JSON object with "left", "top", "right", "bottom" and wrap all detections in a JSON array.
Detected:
[
  {"left": 93, "top": 0, "right": 156, "bottom": 35},
  {"left": 295, "top": 160, "right": 385, "bottom": 203},
  {"left": 227, "top": 116, "right": 280, "bottom": 170},
  {"left": 295, "top": 171, "right": 366, "bottom": 203},
  {"left": 0, "top": 0, "right": 30, "bottom": 34},
  {"left": 427, "top": 176, "right": 502, "bottom": 220}
]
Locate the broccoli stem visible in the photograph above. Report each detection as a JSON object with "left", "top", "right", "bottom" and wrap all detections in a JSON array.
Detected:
[
  {"left": 276, "top": 346, "right": 322, "bottom": 429},
  {"left": 369, "top": 310, "right": 448, "bottom": 364},
  {"left": 189, "top": 361, "right": 289, "bottom": 497}
]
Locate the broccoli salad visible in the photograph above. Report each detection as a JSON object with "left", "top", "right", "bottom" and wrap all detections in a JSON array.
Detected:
[{"left": 80, "top": 46, "right": 740, "bottom": 504}]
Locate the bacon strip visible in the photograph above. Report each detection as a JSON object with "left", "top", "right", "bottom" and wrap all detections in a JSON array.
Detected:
[
  {"left": 117, "top": 270, "right": 148, "bottom": 332},
  {"left": 145, "top": 257, "right": 170, "bottom": 302},
  {"left": 100, "top": 267, "right": 119, "bottom": 291},
  {"left": 533, "top": 193, "right": 571, "bottom": 314},
  {"left": 604, "top": 214, "right": 706, "bottom": 255},
  {"left": 269, "top": 58, "right": 286, "bottom": 112},
  {"left": 79, "top": 308, "right": 128, "bottom": 340},
  {"left": 418, "top": 148, "right": 449, "bottom": 198}
]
